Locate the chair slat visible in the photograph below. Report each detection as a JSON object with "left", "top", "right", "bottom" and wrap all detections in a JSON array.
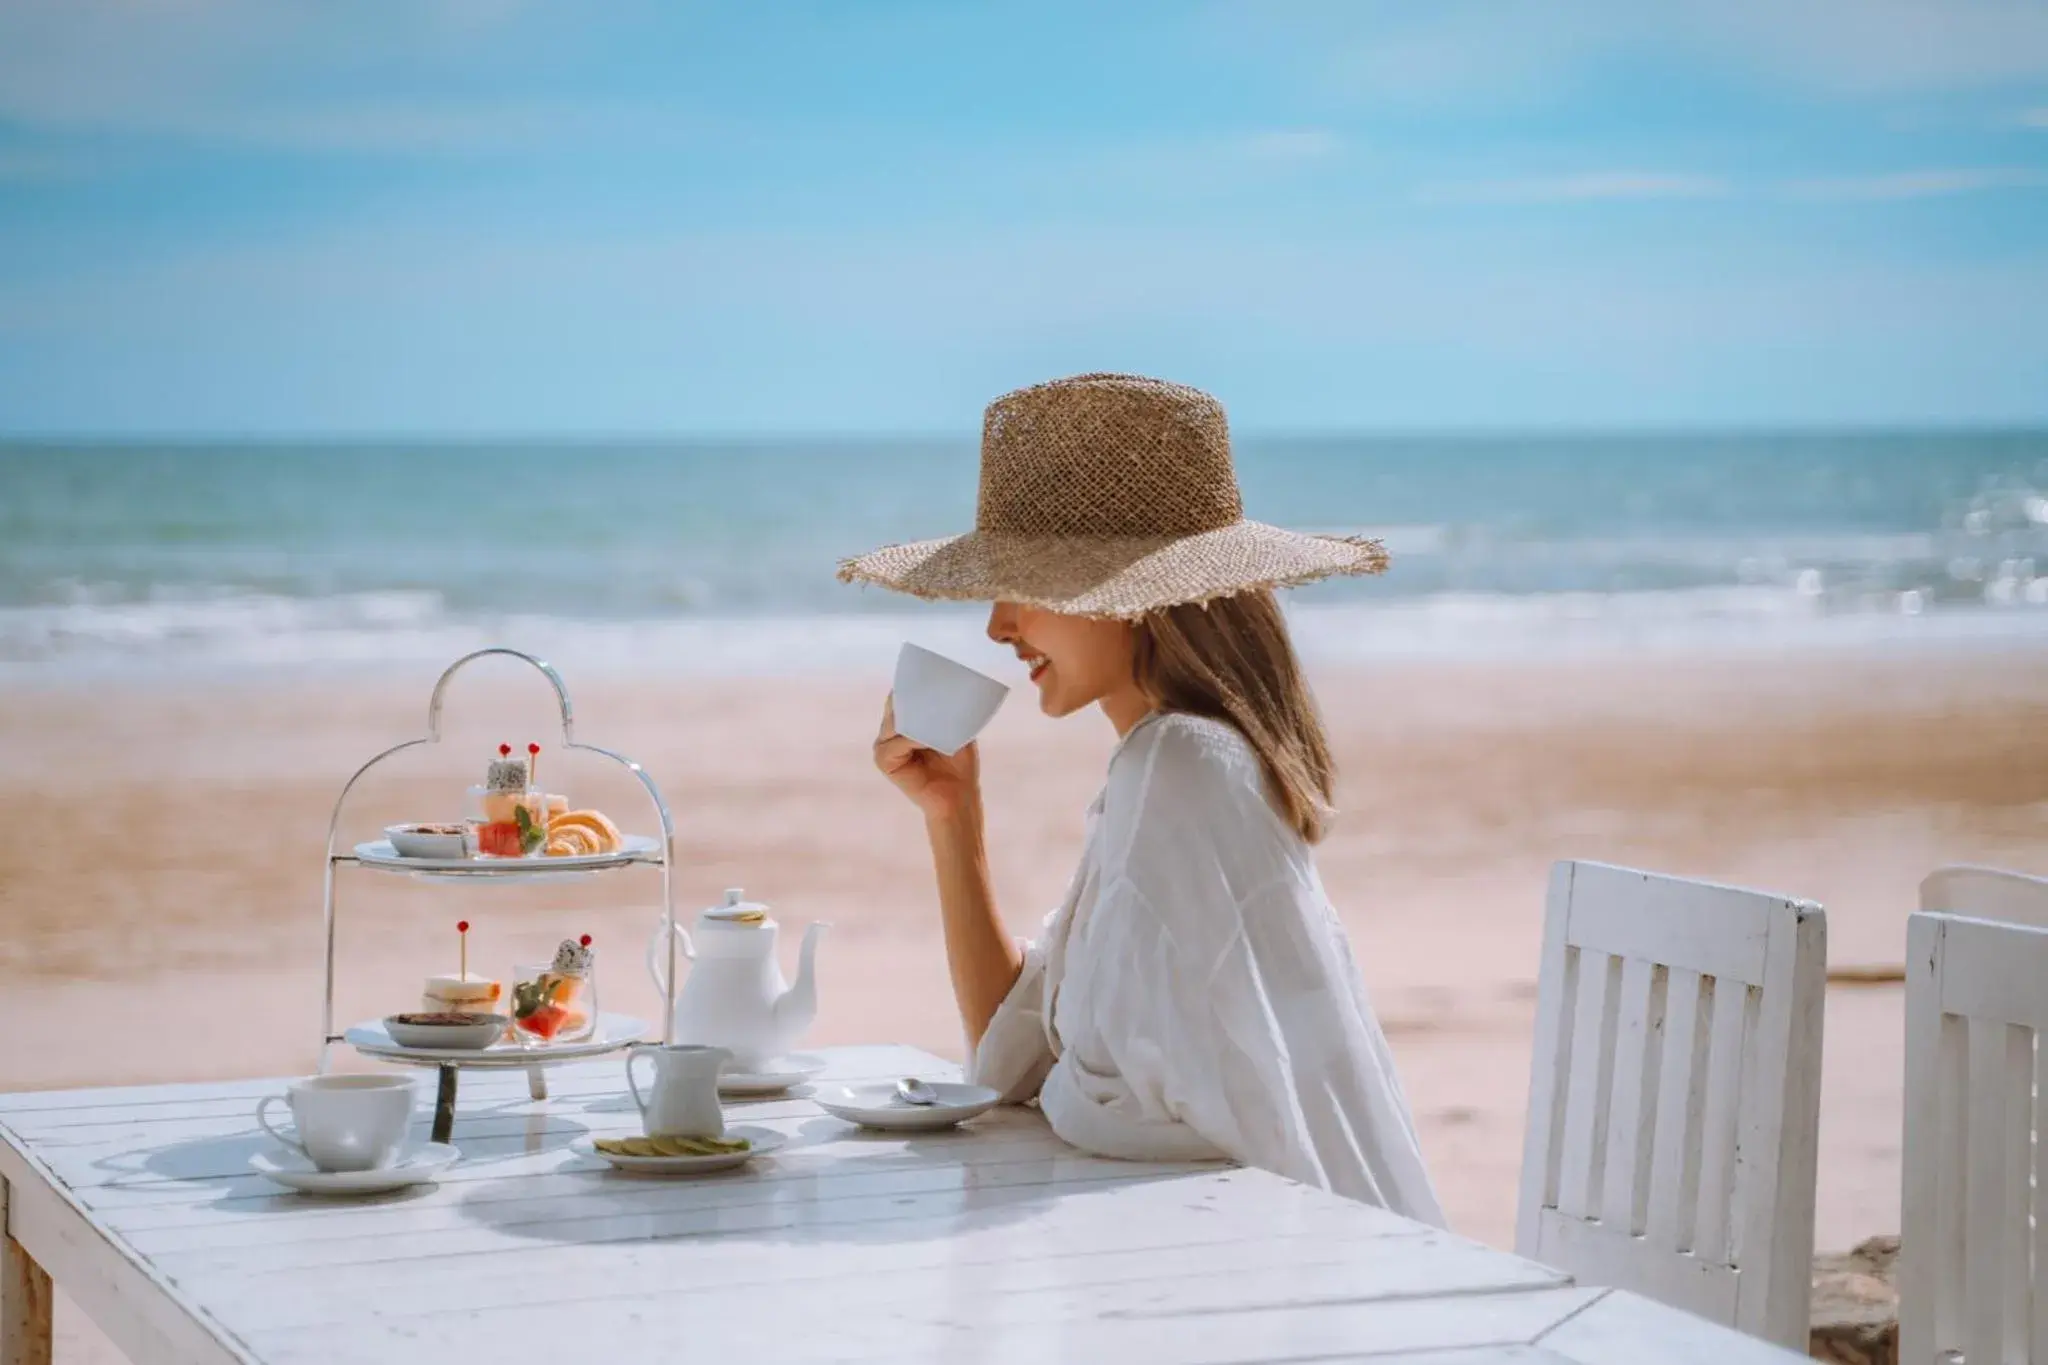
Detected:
[
  {"left": 1898, "top": 915, "right": 1943, "bottom": 1365},
  {"left": 1533, "top": 940, "right": 1583, "bottom": 1219},
  {"left": 1691, "top": 977, "right": 1751, "bottom": 1264},
  {"left": 1935, "top": 1012, "right": 1968, "bottom": 1349},
  {"left": 1999, "top": 1026, "right": 2032, "bottom": 1364},
  {"left": 1557, "top": 949, "right": 1619, "bottom": 1221},
  {"left": 2032, "top": 1029, "right": 2046, "bottom": 1365},
  {"left": 1644, "top": 966, "right": 1709, "bottom": 1253},
  {"left": 1965, "top": 1019, "right": 2016, "bottom": 1365},
  {"left": 1600, "top": 959, "right": 1666, "bottom": 1236}
]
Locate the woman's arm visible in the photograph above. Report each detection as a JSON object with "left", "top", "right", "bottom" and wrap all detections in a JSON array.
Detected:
[
  {"left": 873, "top": 698, "right": 1023, "bottom": 1047},
  {"left": 924, "top": 798, "right": 1024, "bottom": 1047}
]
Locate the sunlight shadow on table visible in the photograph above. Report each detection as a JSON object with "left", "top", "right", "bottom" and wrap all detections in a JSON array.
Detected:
[{"left": 450, "top": 1117, "right": 1194, "bottom": 1249}]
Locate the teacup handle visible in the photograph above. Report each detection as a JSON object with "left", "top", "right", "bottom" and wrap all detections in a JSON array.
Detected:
[
  {"left": 255, "top": 1095, "right": 305, "bottom": 1157},
  {"left": 625, "top": 1044, "right": 654, "bottom": 1116}
]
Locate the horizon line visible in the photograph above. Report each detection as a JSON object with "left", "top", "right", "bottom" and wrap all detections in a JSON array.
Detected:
[{"left": 5, "top": 420, "right": 2047, "bottom": 446}]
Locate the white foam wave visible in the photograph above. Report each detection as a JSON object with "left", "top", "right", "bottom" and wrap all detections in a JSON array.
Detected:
[
  {"left": 0, "top": 588, "right": 449, "bottom": 660},
  {"left": 3, "top": 581, "right": 2047, "bottom": 683}
]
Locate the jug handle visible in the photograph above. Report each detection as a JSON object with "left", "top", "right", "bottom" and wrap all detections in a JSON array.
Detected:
[
  {"left": 646, "top": 915, "right": 697, "bottom": 997},
  {"left": 624, "top": 1043, "right": 655, "bottom": 1115}
]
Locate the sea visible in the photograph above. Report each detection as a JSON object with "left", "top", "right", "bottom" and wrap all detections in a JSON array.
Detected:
[{"left": 3, "top": 433, "right": 2047, "bottom": 679}]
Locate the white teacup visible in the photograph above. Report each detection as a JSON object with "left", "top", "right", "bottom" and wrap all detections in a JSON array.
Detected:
[
  {"left": 256, "top": 1074, "right": 416, "bottom": 1172},
  {"left": 891, "top": 643, "right": 1009, "bottom": 757}
]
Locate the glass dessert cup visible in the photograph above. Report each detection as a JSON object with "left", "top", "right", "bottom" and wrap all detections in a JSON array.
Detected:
[
  {"left": 510, "top": 961, "right": 596, "bottom": 1045},
  {"left": 466, "top": 785, "right": 549, "bottom": 859}
]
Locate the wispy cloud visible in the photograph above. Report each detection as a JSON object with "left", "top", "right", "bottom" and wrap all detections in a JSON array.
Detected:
[
  {"left": 1785, "top": 167, "right": 2048, "bottom": 200},
  {"left": 0, "top": 0, "right": 604, "bottom": 157},
  {"left": 1420, "top": 172, "right": 1730, "bottom": 204},
  {"left": 1242, "top": 0, "right": 2048, "bottom": 107},
  {"left": 2023, "top": 107, "right": 2048, "bottom": 128},
  {"left": 164, "top": 100, "right": 698, "bottom": 158}
]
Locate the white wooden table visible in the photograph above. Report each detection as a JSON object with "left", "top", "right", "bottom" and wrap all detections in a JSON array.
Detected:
[{"left": 1, "top": 1045, "right": 1807, "bottom": 1364}]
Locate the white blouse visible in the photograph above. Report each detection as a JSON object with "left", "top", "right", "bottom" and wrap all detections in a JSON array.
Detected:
[{"left": 967, "top": 710, "right": 1445, "bottom": 1226}]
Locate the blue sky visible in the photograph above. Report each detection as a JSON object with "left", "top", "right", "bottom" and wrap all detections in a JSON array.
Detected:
[{"left": 1, "top": 0, "right": 2045, "bottom": 434}]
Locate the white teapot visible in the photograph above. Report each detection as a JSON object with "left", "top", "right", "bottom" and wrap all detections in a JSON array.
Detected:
[{"left": 646, "top": 889, "right": 826, "bottom": 1069}]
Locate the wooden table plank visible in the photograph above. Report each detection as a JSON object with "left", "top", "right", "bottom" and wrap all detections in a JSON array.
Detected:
[
  {"left": 241, "top": 1285, "right": 1613, "bottom": 1365},
  {"left": 205, "top": 1224, "right": 1558, "bottom": 1336},
  {"left": 105, "top": 1145, "right": 1189, "bottom": 1241},
  {"left": 151, "top": 1167, "right": 1410, "bottom": 1278},
  {"left": 42, "top": 1107, "right": 1073, "bottom": 1197},
  {"left": 0, "top": 1046, "right": 939, "bottom": 1137},
  {"left": 1537, "top": 1288, "right": 1811, "bottom": 1364}
]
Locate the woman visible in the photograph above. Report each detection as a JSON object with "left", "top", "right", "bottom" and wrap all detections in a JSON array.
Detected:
[{"left": 839, "top": 373, "right": 1443, "bottom": 1224}]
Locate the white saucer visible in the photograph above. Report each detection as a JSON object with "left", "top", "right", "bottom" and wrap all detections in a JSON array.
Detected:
[
  {"left": 718, "top": 1053, "right": 827, "bottom": 1096},
  {"left": 250, "top": 1142, "right": 459, "bottom": 1196},
  {"left": 573, "top": 1126, "right": 784, "bottom": 1175},
  {"left": 813, "top": 1082, "right": 1001, "bottom": 1132}
]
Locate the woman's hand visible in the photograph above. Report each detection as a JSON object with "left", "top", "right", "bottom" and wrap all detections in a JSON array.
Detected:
[{"left": 874, "top": 695, "right": 981, "bottom": 825}]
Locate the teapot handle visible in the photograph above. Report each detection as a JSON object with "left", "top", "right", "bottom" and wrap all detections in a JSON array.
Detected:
[{"left": 645, "top": 914, "right": 696, "bottom": 997}]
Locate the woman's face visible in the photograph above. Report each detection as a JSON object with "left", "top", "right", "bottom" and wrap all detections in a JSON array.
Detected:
[{"left": 986, "top": 602, "right": 1135, "bottom": 718}]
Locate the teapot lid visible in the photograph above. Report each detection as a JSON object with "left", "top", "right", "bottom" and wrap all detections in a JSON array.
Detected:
[{"left": 703, "top": 887, "right": 769, "bottom": 924}]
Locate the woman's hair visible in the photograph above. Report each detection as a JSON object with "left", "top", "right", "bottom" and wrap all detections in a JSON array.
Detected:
[{"left": 1129, "top": 589, "right": 1336, "bottom": 844}]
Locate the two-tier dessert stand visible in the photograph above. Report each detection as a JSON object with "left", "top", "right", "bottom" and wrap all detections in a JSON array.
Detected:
[{"left": 320, "top": 647, "right": 680, "bottom": 1143}]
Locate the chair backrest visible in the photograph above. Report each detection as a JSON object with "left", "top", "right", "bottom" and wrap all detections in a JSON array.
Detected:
[
  {"left": 1920, "top": 864, "right": 2048, "bottom": 929},
  {"left": 1516, "top": 859, "right": 1826, "bottom": 1351},
  {"left": 1898, "top": 911, "right": 2047, "bottom": 1365}
]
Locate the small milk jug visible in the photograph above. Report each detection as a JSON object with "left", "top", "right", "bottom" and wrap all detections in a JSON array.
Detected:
[{"left": 624, "top": 1044, "right": 730, "bottom": 1139}]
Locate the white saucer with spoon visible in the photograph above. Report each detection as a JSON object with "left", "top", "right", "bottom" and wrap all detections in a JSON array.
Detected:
[{"left": 813, "top": 1078, "right": 1001, "bottom": 1132}]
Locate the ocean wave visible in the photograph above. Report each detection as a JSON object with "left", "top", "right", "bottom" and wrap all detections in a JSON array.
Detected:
[
  {"left": 0, "top": 587, "right": 451, "bottom": 661},
  {"left": 3, "top": 582, "right": 2046, "bottom": 679}
]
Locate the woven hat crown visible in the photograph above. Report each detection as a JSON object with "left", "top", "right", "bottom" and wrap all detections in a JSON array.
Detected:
[{"left": 975, "top": 373, "right": 1244, "bottom": 538}]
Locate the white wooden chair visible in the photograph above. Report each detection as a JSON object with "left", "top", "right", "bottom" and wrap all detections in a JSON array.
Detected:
[
  {"left": 1920, "top": 864, "right": 2048, "bottom": 929},
  {"left": 1516, "top": 859, "right": 1827, "bottom": 1350},
  {"left": 1899, "top": 911, "right": 2047, "bottom": 1365}
]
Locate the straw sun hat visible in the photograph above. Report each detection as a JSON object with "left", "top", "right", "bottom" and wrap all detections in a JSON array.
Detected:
[{"left": 836, "top": 372, "right": 1388, "bottom": 619}]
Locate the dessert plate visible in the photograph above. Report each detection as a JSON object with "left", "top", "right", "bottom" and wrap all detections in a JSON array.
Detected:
[
  {"left": 814, "top": 1082, "right": 1001, "bottom": 1132},
  {"left": 573, "top": 1126, "right": 784, "bottom": 1175},
  {"left": 718, "top": 1053, "right": 827, "bottom": 1096},
  {"left": 350, "top": 835, "right": 660, "bottom": 878},
  {"left": 250, "top": 1142, "right": 459, "bottom": 1196},
  {"left": 345, "top": 1014, "right": 647, "bottom": 1067}
]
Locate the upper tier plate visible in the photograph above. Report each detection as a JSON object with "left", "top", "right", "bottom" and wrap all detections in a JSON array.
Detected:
[{"left": 348, "top": 834, "right": 660, "bottom": 879}]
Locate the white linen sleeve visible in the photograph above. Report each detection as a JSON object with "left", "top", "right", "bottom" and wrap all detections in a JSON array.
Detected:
[{"left": 962, "top": 937, "right": 1055, "bottom": 1104}]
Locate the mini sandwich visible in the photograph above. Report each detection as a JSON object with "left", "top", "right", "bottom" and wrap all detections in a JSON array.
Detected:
[{"left": 420, "top": 973, "right": 504, "bottom": 1014}]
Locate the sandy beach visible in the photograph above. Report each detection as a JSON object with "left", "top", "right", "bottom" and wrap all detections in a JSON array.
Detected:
[{"left": 6, "top": 643, "right": 2047, "bottom": 1361}]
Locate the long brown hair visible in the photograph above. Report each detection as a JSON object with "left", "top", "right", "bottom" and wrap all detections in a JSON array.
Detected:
[{"left": 1129, "top": 589, "right": 1336, "bottom": 843}]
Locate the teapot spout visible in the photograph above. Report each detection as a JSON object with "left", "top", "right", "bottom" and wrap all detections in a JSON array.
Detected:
[{"left": 773, "top": 921, "right": 829, "bottom": 1050}]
